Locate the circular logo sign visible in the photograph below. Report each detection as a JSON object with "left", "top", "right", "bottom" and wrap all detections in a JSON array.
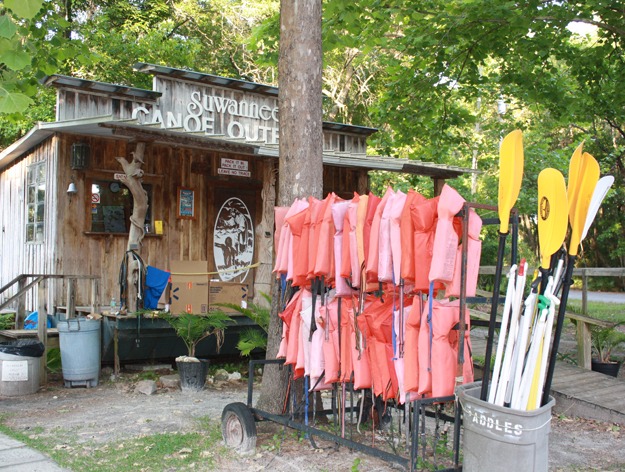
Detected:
[
  {"left": 540, "top": 196, "right": 550, "bottom": 221},
  {"left": 213, "top": 198, "right": 254, "bottom": 282}
]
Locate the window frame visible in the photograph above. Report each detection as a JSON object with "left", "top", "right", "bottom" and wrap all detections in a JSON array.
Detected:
[{"left": 25, "top": 161, "right": 46, "bottom": 244}]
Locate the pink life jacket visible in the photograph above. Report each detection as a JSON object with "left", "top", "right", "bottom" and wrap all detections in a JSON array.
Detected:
[
  {"left": 283, "top": 290, "right": 304, "bottom": 379},
  {"left": 389, "top": 190, "right": 407, "bottom": 284},
  {"left": 342, "top": 195, "right": 360, "bottom": 283},
  {"left": 332, "top": 200, "right": 354, "bottom": 297},
  {"left": 277, "top": 289, "right": 303, "bottom": 358},
  {"left": 363, "top": 296, "right": 399, "bottom": 401},
  {"left": 403, "top": 296, "right": 423, "bottom": 395},
  {"left": 343, "top": 195, "right": 365, "bottom": 288},
  {"left": 340, "top": 298, "right": 355, "bottom": 383},
  {"left": 411, "top": 196, "right": 439, "bottom": 292},
  {"left": 313, "top": 193, "right": 338, "bottom": 280},
  {"left": 274, "top": 199, "right": 308, "bottom": 276},
  {"left": 400, "top": 191, "right": 425, "bottom": 286},
  {"left": 307, "top": 196, "right": 325, "bottom": 281},
  {"left": 417, "top": 303, "right": 432, "bottom": 397},
  {"left": 298, "top": 290, "right": 331, "bottom": 390},
  {"left": 354, "top": 297, "right": 375, "bottom": 389},
  {"left": 366, "top": 187, "right": 394, "bottom": 284},
  {"left": 446, "top": 208, "right": 483, "bottom": 298},
  {"left": 319, "top": 300, "right": 340, "bottom": 383},
  {"left": 274, "top": 206, "right": 290, "bottom": 265},
  {"left": 355, "top": 194, "right": 369, "bottom": 285},
  {"left": 430, "top": 299, "right": 474, "bottom": 397},
  {"left": 429, "top": 185, "right": 465, "bottom": 283},
  {"left": 287, "top": 203, "right": 311, "bottom": 287},
  {"left": 378, "top": 191, "right": 399, "bottom": 283},
  {"left": 363, "top": 192, "right": 381, "bottom": 263},
  {"left": 393, "top": 295, "right": 412, "bottom": 404}
]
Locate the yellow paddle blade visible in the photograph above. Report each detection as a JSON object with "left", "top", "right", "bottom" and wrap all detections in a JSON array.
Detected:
[
  {"left": 498, "top": 129, "right": 524, "bottom": 233},
  {"left": 569, "top": 152, "right": 600, "bottom": 256},
  {"left": 567, "top": 141, "right": 585, "bottom": 218},
  {"left": 537, "top": 168, "right": 568, "bottom": 269}
]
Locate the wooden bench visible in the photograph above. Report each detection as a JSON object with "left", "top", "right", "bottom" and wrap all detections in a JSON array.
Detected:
[{"left": 565, "top": 312, "right": 614, "bottom": 370}]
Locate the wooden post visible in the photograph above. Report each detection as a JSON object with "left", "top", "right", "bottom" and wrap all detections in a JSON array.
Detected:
[
  {"left": 90, "top": 278, "right": 100, "bottom": 315},
  {"left": 576, "top": 321, "right": 592, "bottom": 370},
  {"left": 581, "top": 269, "right": 588, "bottom": 317},
  {"left": 37, "top": 280, "right": 48, "bottom": 386},
  {"left": 17, "top": 277, "right": 26, "bottom": 329},
  {"left": 66, "top": 278, "right": 76, "bottom": 319}
]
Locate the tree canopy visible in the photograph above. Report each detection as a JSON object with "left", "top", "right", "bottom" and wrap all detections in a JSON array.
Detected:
[{"left": 1, "top": 0, "right": 623, "bottom": 275}]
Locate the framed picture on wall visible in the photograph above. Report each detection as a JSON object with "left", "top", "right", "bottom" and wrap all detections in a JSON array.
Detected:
[{"left": 177, "top": 187, "right": 195, "bottom": 219}]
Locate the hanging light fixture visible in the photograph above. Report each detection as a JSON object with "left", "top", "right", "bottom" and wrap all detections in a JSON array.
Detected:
[
  {"left": 71, "top": 142, "right": 90, "bottom": 170},
  {"left": 67, "top": 180, "right": 78, "bottom": 195}
]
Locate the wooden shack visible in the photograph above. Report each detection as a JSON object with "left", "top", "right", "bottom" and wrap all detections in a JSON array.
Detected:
[{"left": 0, "top": 63, "right": 469, "bottom": 316}]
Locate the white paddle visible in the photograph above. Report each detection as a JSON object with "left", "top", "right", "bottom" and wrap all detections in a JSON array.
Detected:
[{"left": 581, "top": 175, "right": 614, "bottom": 241}]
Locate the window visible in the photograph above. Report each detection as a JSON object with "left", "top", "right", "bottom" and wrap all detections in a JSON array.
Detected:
[
  {"left": 26, "top": 162, "right": 46, "bottom": 243},
  {"left": 90, "top": 180, "right": 152, "bottom": 233}
]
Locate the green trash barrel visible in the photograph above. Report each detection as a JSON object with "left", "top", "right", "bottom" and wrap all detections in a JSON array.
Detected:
[
  {"left": 458, "top": 382, "right": 555, "bottom": 472},
  {"left": 58, "top": 318, "right": 101, "bottom": 388}
]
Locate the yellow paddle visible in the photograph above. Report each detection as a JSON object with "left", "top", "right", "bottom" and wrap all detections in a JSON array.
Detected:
[
  {"left": 541, "top": 150, "right": 600, "bottom": 406},
  {"left": 566, "top": 141, "right": 585, "bottom": 222},
  {"left": 481, "top": 129, "right": 524, "bottom": 401}
]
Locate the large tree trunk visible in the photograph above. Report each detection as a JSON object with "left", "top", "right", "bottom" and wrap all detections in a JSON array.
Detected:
[
  {"left": 116, "top": 142, "right": 148, "bottom": 313},
  {"left": 257, "top": 0, "right": 323, "bottom": 413}
]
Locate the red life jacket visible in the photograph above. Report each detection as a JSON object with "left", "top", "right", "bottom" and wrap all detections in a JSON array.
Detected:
[
  {"left": 411, "top": 196, "right": 439, "bottom": 292},
  {"left": 400, "top": 190, "right": 426, "bottom": 286}
]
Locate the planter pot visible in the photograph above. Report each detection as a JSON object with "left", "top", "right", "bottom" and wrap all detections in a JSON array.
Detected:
[
  {"left": 177, "top": 358, "right": 209, "bottom": 391},
  {"left": 591, "top": 360, "right": 621, "bottom": 378}
]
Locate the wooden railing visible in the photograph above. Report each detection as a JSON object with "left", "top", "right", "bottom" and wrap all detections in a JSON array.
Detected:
[{"left": 0, "top": 274, "right": 101, "bottom": 384}]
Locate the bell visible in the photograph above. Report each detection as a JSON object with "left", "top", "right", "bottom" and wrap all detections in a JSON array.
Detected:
[{"left": 67, "top": 182, "right": 78, "bottom": 194}]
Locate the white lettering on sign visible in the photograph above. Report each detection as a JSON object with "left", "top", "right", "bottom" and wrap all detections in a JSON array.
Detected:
[
  {"left": 218, "top": 168, "right": 252, "bottom": 178},
  {"left": 131, "top": 89, "right": 280, "bottom": 145},
  {"left": 465, "top": 405, "right": 524, "bottom": 436},
  {"left": 221, "top": 158, "right": 248, "bottom": 171},
  {"left": 1, "top": 360, "right": 28, "bottom": 381}
]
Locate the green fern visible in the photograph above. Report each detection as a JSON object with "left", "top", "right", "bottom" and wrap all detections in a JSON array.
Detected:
[
  {"left": 162, "top": 312, "right": 232, "bottom": 358},
  {"left": 214, "top": 292, "right": 271, "bottom": 355}
]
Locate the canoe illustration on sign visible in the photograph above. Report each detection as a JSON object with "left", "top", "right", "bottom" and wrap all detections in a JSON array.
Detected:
[{"left": 213, "top": 197, "right": 254, "bottom": 281}]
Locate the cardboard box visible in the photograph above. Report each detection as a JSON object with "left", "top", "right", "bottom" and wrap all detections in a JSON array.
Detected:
[
  {"left": 169, "top": 261, "right": 209, "bottom": 314},
  {"left": 209, "top": 281, "right": 248, "bottom": 314}
]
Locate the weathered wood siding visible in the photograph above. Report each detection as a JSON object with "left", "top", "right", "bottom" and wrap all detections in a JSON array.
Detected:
[
  {"left": 56, "top": 89, "right": 157, "bottom": 121},
  {"left": 0, "top": 138, "right": 59, "bottom": 310}
]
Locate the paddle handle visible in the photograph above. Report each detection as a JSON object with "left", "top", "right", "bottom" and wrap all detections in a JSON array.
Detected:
[
  {"left": 541, "top": 255, "right": 575, "bottom": 406},
  {"left": 480, "top": 231, "right": 508, "bottom": 401}
]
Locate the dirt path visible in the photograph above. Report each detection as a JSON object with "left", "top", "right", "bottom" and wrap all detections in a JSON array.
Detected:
[{"left": 0, "top": 368, "right": 623, "bottom": 471}]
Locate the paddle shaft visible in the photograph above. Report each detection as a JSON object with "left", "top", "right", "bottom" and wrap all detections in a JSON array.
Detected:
[
  {"left": 541, "top": 255, "right": 575, "bottom": 406},
  {"left": 480, "top": 231, "right": 508, "bottom": 400}
]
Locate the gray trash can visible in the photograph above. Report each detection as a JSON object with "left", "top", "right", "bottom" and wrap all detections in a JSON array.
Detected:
[
  {"left": 0, "top": 340, "right": 44, "bottom": 396},
  {"left": 58, "top": 318, "right": 101, "bottom": 388},
  {"left": 458, "top": 382, "right": 555, "bottom": 472}
]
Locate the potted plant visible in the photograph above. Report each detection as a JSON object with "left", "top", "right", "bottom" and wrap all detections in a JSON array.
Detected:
[
  {"left": 163, "top": 311, "right": 232, "bottom": 391},
  {"left": 590, "top": 322, "right": 625, "bottom": 377}
]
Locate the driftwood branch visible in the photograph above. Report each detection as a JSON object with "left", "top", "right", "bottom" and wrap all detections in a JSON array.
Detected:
[{"left": 115, "top": 142, "right": 148, "bottom": 313}]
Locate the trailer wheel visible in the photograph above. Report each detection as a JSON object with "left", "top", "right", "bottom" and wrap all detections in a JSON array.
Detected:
[{"left": 221, "top": 402, "right": 257, "bottom": 455}]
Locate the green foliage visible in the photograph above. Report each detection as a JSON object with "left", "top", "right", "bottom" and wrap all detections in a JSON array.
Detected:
[
  {"left": 162, "top": 312, "right": 232, "bottom": 358},
  {"left": 46, "top": 347, "right": 61, "bottom": 374},
  {"left": 590, "top": 322, "right": 625, "bottom": 363},
  {"left": 0, "top": 313, "right": 15, "bottom": 329},
  {"left": 215, "top": 292, "right": 270, "bottom": 356}
]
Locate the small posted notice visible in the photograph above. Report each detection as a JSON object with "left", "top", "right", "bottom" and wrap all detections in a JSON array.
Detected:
[{"left": 1, "top": 360, "right": 28, "bottom": 381}]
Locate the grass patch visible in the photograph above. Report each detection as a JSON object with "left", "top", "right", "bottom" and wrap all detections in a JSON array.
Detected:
[
  {"left": 0, "top": 414, "right": 229, "bottom": 471},
  {"left": 566, "top": 300, "right": 625, "bottom": 324}
]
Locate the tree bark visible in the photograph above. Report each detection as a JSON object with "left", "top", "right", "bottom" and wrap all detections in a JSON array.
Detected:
[
  {"left": 257, "top": 0, "right": 323, "bottom": 414},
  {"left": 115, "top": 142, "right": 148, "bottom": 313}
]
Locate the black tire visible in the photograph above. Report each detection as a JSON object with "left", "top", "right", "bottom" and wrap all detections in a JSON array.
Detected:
[{"left": 221, "top": 402, "right": 257, "bottom": 455}]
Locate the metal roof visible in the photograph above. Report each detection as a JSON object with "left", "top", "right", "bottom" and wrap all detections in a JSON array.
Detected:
[
  {"left": 42, "top": 75, "right": 162, "bottom": 101},
  {"left": 0, "top": 116, "right": 473, "bottom": 179}
]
